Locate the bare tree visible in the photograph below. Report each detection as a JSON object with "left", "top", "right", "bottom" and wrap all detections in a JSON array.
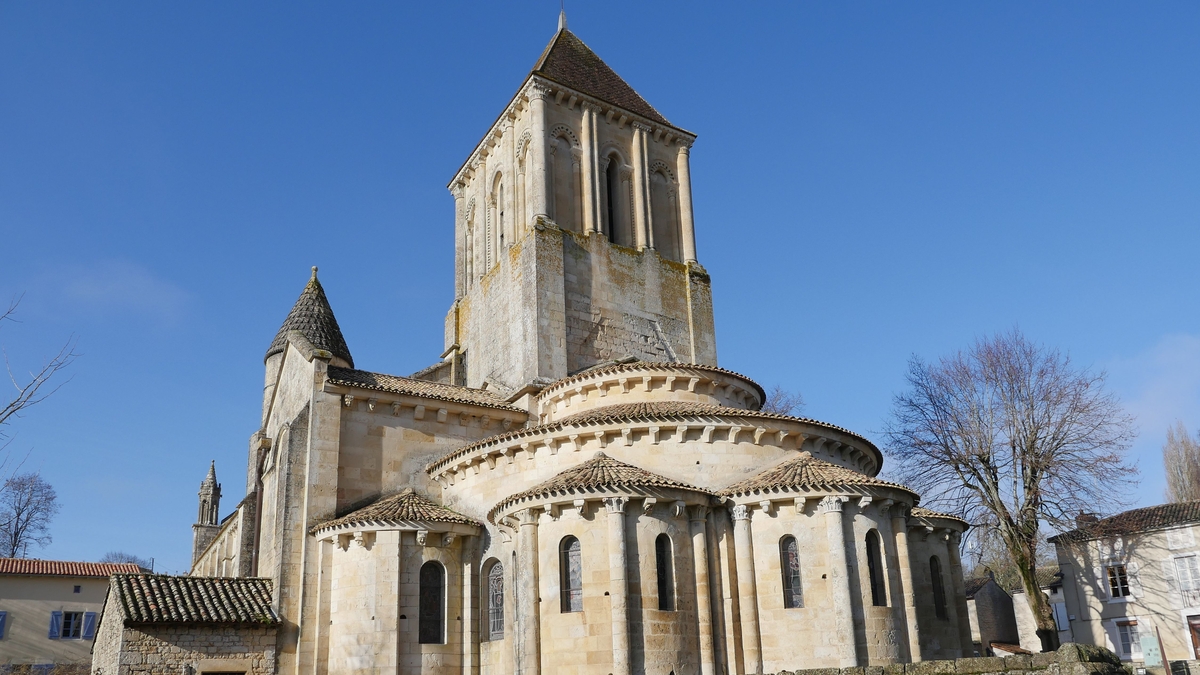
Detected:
[
  {"left": 1164, "top": 421, "right": 1200, "bottom": 503},
  {"left": 884, "top": 329, "right": 1136, "bottom": 652},
  {"left": 100, "top": 551, "right": 153, "bottom": 571},
  {"left": 966, "top": 525, "right": 1057, "bottom": 593},
  {"left": 762, "top": 385, "right": 805, "bottom": 416},
  {"left": 1, "top": 296, "right": 77, "bottom": 452},
  {"left": 0, "top": 472, "right": 59, "bottom": 557}
]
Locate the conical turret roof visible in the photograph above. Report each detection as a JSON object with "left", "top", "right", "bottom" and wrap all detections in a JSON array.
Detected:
[
  {"left": 531, "top": 28, "right": 671, "bottom": 127},
  {"left": 201, "top": 461, "right": 217, "bottom": 488},
  {"left": 265, "top": 267, "right": 353, "bottom": 367}
]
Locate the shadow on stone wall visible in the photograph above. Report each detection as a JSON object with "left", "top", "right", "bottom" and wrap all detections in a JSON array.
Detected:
[{"left": 775, "top": 643, "right": 1127, "bottom": 675}]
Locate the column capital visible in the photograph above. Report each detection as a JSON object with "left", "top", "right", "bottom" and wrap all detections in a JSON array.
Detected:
[
  {"left": 517, "top": 507, "right": 542, "bottom": 527},
  {"left": 818, "top": 495, "right": 846, "bottom": 514},
  {"left": 631, "top": 121, "right": 653, "bottom": 133},
  {"left": 731, "top": 504, "right": 752, "bottom": 521},
  {"left": 525, "top": 81, "right": 553, "bottom": 101},
  {"left": 688, "top": 504, "right": 710, "bottom": 522},
  {"left": 878, "top": 498, "right": 895, "bottom": 517},
  {"left": 580, "top": 101, "right": 603, "bottom": 114},
  {"left": 676, "top": 138, "right": 693, "bottom": 151},
  {"left": 450, "top": 181, "right": 466, "bottom": 199},
  {"left": 603, "top": 496, "right": 628, "bottom": 514},
  {"left": 948, "top": 530, "right": 963, "bottom": 546}
]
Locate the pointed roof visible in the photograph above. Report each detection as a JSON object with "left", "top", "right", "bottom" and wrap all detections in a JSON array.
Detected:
[
  {"left": 265, "top": 267, "right": 353, "bottom": 367},
  {"left": 719, "top": 452, "right": 914, "bottom": 497},
  {"left": 201, "top": 461, "right": 217, "bottom": 487},
  {"left": 313, "top": 489, "right": 479, "bottom": 534},
  {"left": 497, "top": 452, "right": 707, "bottom": 515},
  {"left": 531, "top": 28, "right": 671, "bottom": 126}
]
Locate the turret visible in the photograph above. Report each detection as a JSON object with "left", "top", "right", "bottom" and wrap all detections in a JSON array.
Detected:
[{"left": 191, "top": 461, "right": 222, "bottom": 566}]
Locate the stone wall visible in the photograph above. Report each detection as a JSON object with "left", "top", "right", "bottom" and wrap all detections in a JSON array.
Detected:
[
  {"left": 771, "top": 643, "right": 1128, "bottom": 675},
  {"left": 91, "top": 624, "right": 275, "bottom": 675}
]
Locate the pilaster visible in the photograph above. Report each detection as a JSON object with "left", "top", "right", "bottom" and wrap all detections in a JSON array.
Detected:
[
  {"left": 820, "top": 495, "right": 858, "bottom": 668},
  {"left": 690, "top": 505, "right": 716, "bottom": 675},
  {"left": 946, "top": 531, "right": 973, "bottom": 656},
  {"left": 631, "top": 123, "right": 651, "bottom": 250},
  {"left": 527, "top": 82, "right": 551, "bottom": 219},
  {"left": 676, "top": 140, "right": 697, "bottom": 262},
  {"left": 890, "top": 508, "right": 922, "bottom": 662},
  {"left": 517, "top": 508, "right": 541, "bottom": 675},
  {"left": 731, "top": 504, "right": 761, "bottom": 675},
  {"left": 604, "top": 496, "right": 632, "bottom": 675}
]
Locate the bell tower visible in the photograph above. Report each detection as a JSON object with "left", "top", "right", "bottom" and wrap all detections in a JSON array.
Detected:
[
  {"left": 191, "top": 461, "right": 222, "bottom": 566},
  {"left": 436, "top": 18, "right": 717, "bottom": 400}
]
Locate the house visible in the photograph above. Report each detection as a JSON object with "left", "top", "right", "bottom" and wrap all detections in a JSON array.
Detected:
[
  {"left": 1051, "top": 502, "right": 1200, "bottom": 665},
  {"left": 0, "top": 559, "right": 140, "bottom": 668},
  {"left": 964, "top": 573, "right": 1019, "bottom": 656}
]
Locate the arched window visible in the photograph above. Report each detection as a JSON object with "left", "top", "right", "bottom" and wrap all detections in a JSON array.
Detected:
[
  {"left": 866, "top": 530, "right": 886, "bottom": 607},
  {"left": 560, "top": 536, "right": 583, "bottom": 613},
  {"left": 497, "top": 181, "right": 506, "bottom": 252},
  {"left": 655, "top": 534, "right": 675, "bottom": 611},
  {"left": 485, "top": 561, "right": 504, "bottom": 641},
  {"left": 649, "top": 169, "right": 680, "bottom": 261},
  {"left": 930, "top": 556, "right": 947, "bottom": 619},
  {"left": 780, "top": 535, "right": 803, "bottom": 608},
  {"left": 604, "top": 154, "right": 627, "bottom": 246},
  {"left": 550, "top": 135, "right": 577, "bottom": 232},
  {"left": 419, "top": 561, "right": 445, "bottom": 644}
]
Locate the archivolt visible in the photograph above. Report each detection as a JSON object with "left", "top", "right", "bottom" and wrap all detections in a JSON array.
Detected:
[
  {"left": 550, "top": 124, "right": 580, "bottom": 148},
  {"left": 649, "top": 160, "right": 676, "bottom": 182}
]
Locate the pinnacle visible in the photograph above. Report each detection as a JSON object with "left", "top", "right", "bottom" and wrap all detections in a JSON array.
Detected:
[{"left": 265, "top": 268, "right": 354, "bottom": 367}]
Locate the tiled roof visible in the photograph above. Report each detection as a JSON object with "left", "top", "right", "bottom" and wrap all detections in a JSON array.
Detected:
[
  {"left": 964, "top": 577, "right": 992, "bottom": 599},
  {"left": 497, "top": 452, "right": 707, "bottom": 513},
  {"left": 314, "top": 489, "right": 479, "bottom": 533},
  {"left": 532, "top": 29, "right": 670, "bottom": 126},
  {"left": 1050, "top": 501, "right": 1200, "bottom": 543},
  {"left": 719, "top": 452, "right": 912, "bottom": 497},
  {"left": 544, "top": 361, "right": 765, "bottom": 405},
  {"left": 0, "top": 559, "right": 142, "bottom": 577},
  {"left": 910, "top": 506, "right": 969, "bottom": 525},
  {"left": 265, "top": 268, "right": 353, "bottom": 367},
  {"left": 326, "top": 366, "right": 523, "bottom": 412},
  {"left": 1009, "top": 566, "right": 1062, "bottom": 592},
  {"left": 112, "top": 575, "right": 278, "bottom": 625}
]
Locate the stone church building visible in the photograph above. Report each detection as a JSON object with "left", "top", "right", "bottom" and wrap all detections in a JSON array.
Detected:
[{"left": 94, "top": 15, "right": 971, "bottom": 675}]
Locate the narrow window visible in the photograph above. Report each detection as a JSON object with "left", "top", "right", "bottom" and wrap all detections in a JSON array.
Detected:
[
  {"left": 486, "top": 562, "right": 504, "bottom": 640},
  {"left": 498, "top": 182, "right": 506, "bottom": 250},
  {"left": 560, "top": 536, "right": 583, "bottom": 613},
  {"left": 1107, "top": 565, "right": 1131, "bottom": 597},
  {"left": 931, "top": 556, "right": 947, "bottom": 619},
  {"left": 605, "top": 156, "right": 620, "bottom": 244},
  {"left": 866, "top": 530, "right": 887, "bottom": 606},
  {"left": 780, "top": 535, "right": 803, "bottom": 608},
  {"left": 656, "top": 534, "right": 675, "bottom": 611},
  {"left": 419, "top": 562, "right": 445, "bottom": 644}
]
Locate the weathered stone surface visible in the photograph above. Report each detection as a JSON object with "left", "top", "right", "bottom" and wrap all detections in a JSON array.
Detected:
[{"left": 957, "top": 657, "right": 1008, "bottom": 674}]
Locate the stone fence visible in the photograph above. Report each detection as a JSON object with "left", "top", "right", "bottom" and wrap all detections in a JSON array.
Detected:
[{"left": 775, "top": 644, "right": 1128, "bottom": 675}]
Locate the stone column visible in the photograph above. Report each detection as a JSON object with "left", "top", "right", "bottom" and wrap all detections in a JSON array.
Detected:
[
  {"left": 731, "top": 504, "right": 761, "bottom": 675},
  {"left": 580, "top": 103, "right": 600, "bottom": 235},
  {"left": 517, "top": 508, "right": 541, "bottom": 675},
  {"left": 452, "top": 182, "right": 466, "bottom": 298},
  {"left": 462, "top": 534, "right": 477, "bottom": 675},
  {"left": 891, "top": 508, "right": 922, "bottom": 662},
  {"left": 503, "top": 117, "right": 516, "bottom": 247},
  {"left": 690, "top": 505, "right": 716, "bottom": 675},
  {"left": 527, "top": 83, "right": 551, "bottom": 220},
  {"left": 676, "top": 140, "right": 697, "bottom": 263},
  {"left": 821, "top": 495, "right": 858, "bottom": 668},
  {"left": 604, "top": 497, "right": 632, "bottom": 675},
  {"left": 631, "top": 123, "right": 651, "bottom": 250},
  {"left": 947, "top": 531, "right": 974, "bottom": 657}
]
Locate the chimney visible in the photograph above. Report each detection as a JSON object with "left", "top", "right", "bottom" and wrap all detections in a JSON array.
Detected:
[{"left": 1075, "top": 511, "right": 1099, "bottom": 528}]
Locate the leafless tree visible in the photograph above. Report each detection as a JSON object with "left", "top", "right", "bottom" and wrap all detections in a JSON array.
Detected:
[
  {"left": 884, "top": 329, "right": 1136, "bottom": 652},
  {"left": 0, "top": 472, "right": 59, "bottom": 557},
  {"left": 1, "top": 296, "right": 77, "bottom": 453},
  {"left": 966, "top": 525, "right": 1057, "bottom": 593},
  {"left": 1164, "top": 421, "right": 1200, "bottom": 503},
  {"left": 100, "top": 551, "right": 154, "bottom": 571},
  {"left": 762, "top": 385, "right": 805, "bottom": 416}
]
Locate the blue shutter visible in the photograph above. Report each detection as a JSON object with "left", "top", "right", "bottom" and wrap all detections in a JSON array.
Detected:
[
  {"left": 48, "top": 611, "right": 62, "bottom": 639},
  {"left": 82, "top": 612, "right": 97, "bottom": 639},
  {"left": 0, "top": 611, "right": 7, "bottom": 639}
]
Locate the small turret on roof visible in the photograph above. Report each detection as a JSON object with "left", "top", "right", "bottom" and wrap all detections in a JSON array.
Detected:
[{"left": 265, "top": 267, "right": 353, "bottom": 367}]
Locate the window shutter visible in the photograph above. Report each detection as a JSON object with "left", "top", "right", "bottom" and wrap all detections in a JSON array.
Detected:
[
  {"left": 0, "top": 611, "right": 7, "bottom": 639},
  {"left": 82, "top": 612, "right": 97, "bottom": 639},
  {"left": 1128, "top": 562, "right": 1144, "bottom": 598},
  {"left": 1165, "top": 560, "right": 1183, "bottom": 609},
  {"left": 48, "top": 611, "right": 62, "bottom": 639}
]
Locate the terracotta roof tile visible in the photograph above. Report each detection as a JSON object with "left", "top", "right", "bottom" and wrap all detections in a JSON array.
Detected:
[
  {"left": 532, "top": 30, "right": 670, "bottom": 126},
  {"left": 326, "top": 366, "right": 523, "bottom": 412},
  {"left": 544, "top": 361, "right": 765, "bottom": 404},
  {"left": 719, "top": 452, "right": 912, "bottom": 497},
  {"left": 0, "top": 559, "right": 142, "bottom": 577},
  {"left": 113, "top": 574, "right": 278, "bottom": 625},
  {"left": 314, "top": 489, "right": 479, "bottom": 533},
  {"left": 1050, "top": 501, "right": 1200, "bottom": 543},
  {"left": 910, "top": 506, "right": 969, "bottom": 526},
  {"left": 497, "top": 452, "right": 707, "bottom": 513},
  {"left": 266, "top": 269, "right": 353, "bottom": 366}
]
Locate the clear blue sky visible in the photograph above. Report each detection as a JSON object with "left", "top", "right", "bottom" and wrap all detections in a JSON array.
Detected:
[{"left": 1, "top": 3, "right": 1196, "bottom": 573}]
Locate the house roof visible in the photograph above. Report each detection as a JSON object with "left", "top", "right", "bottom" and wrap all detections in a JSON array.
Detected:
[
  {"left": 719, "top": 451, "right": 913, "bottom": 498},
  {"left": 0, "top": 559, "right": 142, "bottom": 577},
  {"left": 265, "top": 267, "right": 353, "bottom": 367},
  {"left": 964, "top": 576, "right": 992, "bottom": 599},
  {"left": 112, "top": 575, "right": 278, "bottom": 625},
  {"left": 1049, "top": 501, "right": 1200, "bottom": 543},
  {"left": 313, "top": 489, "right": 479, "bottom": 533},
  {"left": 496, "top": 452, "right": 706, "bottom": 514},
  {"left": 1009, "top": 566, "right": 1063, "bottom": 592},
  {"left": 326, "top": 366, "right": 524, "bottom": 412},
  {"left": 532, "top": 29, "right": 670, "bottom": 126}
]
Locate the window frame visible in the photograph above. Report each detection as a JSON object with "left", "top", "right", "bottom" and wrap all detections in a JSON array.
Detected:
[
  {"left": 779, "top": 535, "right": 803, "bottom": 609},
  {"left": 485, "top": 561, "right": 504, "bottom": 641},
  {"left": 866, "top": 530, "right": 887, "bottom": 607},
  {"left": 1107, "top": 564, "right": 1131, "bottom": 599},
  {"left": 931, "top": 556, "right": 948, "bottom": 620},
  {"left": 1115, "top": 619, "right": 1141, "bottom": 658},
  {"left": 418, "top": 561, "right": 446, "bottom": 645},
  {"left": 655, "top": 534, "right": 676, "bottom": 612},
  {"left": 559, "top": 536, "right": 583, "bottom": 613},
  {"left": 61, "top": 611, "right": 84, "bottom": 639}
]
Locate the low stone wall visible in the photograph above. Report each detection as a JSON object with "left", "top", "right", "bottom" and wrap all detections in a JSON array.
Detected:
[
  {"left": 0, "top": 666, "right": 90, "bottom": 675},
  {"left": 775, "top": 644, "right": 1127, "bottom": 675}
]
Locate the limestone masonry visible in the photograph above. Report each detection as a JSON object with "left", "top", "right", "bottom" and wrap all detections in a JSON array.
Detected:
[{"left": 95, "top": 14, "right": 977, "bottom": 675}]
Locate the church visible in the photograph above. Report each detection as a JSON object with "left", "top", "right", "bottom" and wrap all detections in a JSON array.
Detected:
[{"left": 92, "top": 15, "right": 972, "bottom": 675}]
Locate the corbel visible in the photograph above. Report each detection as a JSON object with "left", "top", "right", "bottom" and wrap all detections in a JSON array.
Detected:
[
  {"left": 675, "top": 425, "right": 690, "bottom": 442},
  {"left": 706, "top": 381, "right": 717, "bottom": 395},
  {"left": 437, "top": 409, "right": 448, "bottom": 423},
  {"left": 605, "top": 109, "right": 614, "bottom": 124},
  {"left": 500, "top": 447, "right": 513, "bottom": 464},
  {"left": 391, "top": 401, "right": 402, "bottom": 416},
  {"left": 573, "top": 499, "right": 588, "bottom": 518},
  {"left": 545, "top": 438, "right": 558, "bottom": 456},
  {"left": 598, "top": 381, "right": 608, "bottom": 397},
  {"left": 649, "top": 426, "right": 661, "bottom": 445},
  {"left": 794, "top": 497, "right": 808, "bottom": 515},
  {"left": 554, "top": 90, "right": 565, "bottom": 105},
  {"left": 484, "top": 452, "right": 498, "bottom": 470},
  {"left": 480, "top": 415, "right": 491, "bottom": 429},
  {"left": 471, "top": 460, "right": 481, "bottom": 475},
  {"left": 502, "top": 418, "right": 513, "bottom": 431},
  {"left": 548, "top": 503, "right": 562, "bottom": 521},
  {"left": 653, "top": 128, "right": 662, "bottom": 142},
  {"left": 459, "top": 412, "right": 470, "bottom": 427},
  {"left": 687, "top": 377, "right": 699, "bottom": 392},
  {"left": 343, "top": 395, "right": 354, "bottom": 408},
  {"left": 754, "top": 427, "right": 766, "bottom": 444},
  {"left": 759, "top": 500, "right": 774, "bottom": 516},
  {"left": 728, "top": 426, "right": 743, "bottom": 444},
  {"left": 416, "top": 530, "right": 429, "bottom": 546},
  {"left": 618, "top": 114, "right": 628, "bottom": 128},
  {"left": 521, "top": 442, "right": 533, "bottom": 460},
  {"left": 664, "top": 375, "right": 676, "bottom": 391},
  {"left": 672, "top": 501, "right": 687, "bottom": 518},
  {"left": 857, "top": 495, "right": 874, "bottom": 509},
  {"left": 442, "top": 533, "right": 457, "bottom": 547},
  {"left": 619, "top": 377, "right": 630, "bottom": 393},
  {"left": 414, "top": 405, "right": 426, "bottom": 420},
  {"left": 498, "top": 529, "right": 512, "bottom": 544},
  {"left": 700, "top": 425, "right": 715, "bottom": 443},
  {"left": 641, "top": 376, "right": 652, "bottom": 392},
  {"left": 567, "top": 94, "right": 577, "bottom": 109},
  {"left": 574, "top": 386, "right": 586, "bottom": 401},
  {"left": 878, "top": 498, "right": 895, "bottom": 517},
  {"left": 367, "top": 398, "right": 377, "bottom": 412},
  {"left": 594, "top": 431, "right": 607, "bottom": 448},
  {"left": 569, "top": 434, "right": 580, "bottom": 452},
  {"left": 621, "top": 428, "right": 633, "bottom": 446},
  {"left": 642, "top": 498, "right": 658, "bottom": 516},
  {"left": 337, "top": 533, "right": 352, "bottom": 550}
]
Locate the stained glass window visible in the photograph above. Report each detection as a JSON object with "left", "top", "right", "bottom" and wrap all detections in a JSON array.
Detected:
[
  {"left": 419, "top": 561, "right": 445, "bottom": 644},
  {"left": 487, "top": 562, "right": 504, "bottom": 640},
  {"left": 656, "top": 534, "right": 675, "bottom": 611},
  {"left": 560, "top": 536, "right": 583, "bottom": 613},
  {"left": 780, "top": 536, "right": 803, "bottom": 608}
]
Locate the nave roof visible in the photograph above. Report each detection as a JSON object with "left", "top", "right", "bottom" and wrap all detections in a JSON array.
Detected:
[{"left": 326, "top": 366, "right": 523, "bottom": 412}]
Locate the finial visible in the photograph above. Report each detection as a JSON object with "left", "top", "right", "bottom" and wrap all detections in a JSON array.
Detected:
[
  {"left": 558, "top": 6, "right": 567, "bottom": 31},
  {"left": 311, "top": 266, "right": 318, "bottom": 280}
]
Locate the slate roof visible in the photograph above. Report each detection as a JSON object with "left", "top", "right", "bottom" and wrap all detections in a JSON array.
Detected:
[
  {"left": 719, "top": 452, "right": 913, "bottom": 497},
  {"left": 314, "top": 489, "right": 479, "bottom": 533},
  {"left": 1049, "top": 501, "right": 1200, "bottom": 543},
  {"left": 265, "top": 268, "right": 353, "bottom": 367},
  {"left": 532, "top": 29, "right": 670, "bottom": 126},
  {"left": 112, "top": 574, "right": 279, "bottom": 625},
  {"left": 497, "top": 452, "right": 707, "bottom": 513},
  {"left": 326, "top": 366, "right": 523, "bottom": 412},
  {"left": 0, "top": 559, "right": 142, "bottom": 577},
  {"left": 964, "top": 576, "right": 992, "bottom": 599}
]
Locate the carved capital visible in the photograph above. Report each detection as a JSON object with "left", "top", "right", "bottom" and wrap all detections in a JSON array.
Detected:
[
  {"left": 416, "top": 530, "right": 429, "bottom": 546},
  {"left": 731, "top": 504, "right": 752, "bottom": 521},
  {"left": 580, "top": 101, "right": 603, "bottom": 114},
  {"left": 818, "top": 495, "right": 846, "bottom": 514},
  {"left": 878, "top": 498, "right": 895, "bottom": 517},
  {"left": 450, "top": 181, "right": 466, "bottom": 199},
  {"left": 603, "top": 496, "right": 628, "bottom": 514},
  {"left": 676, "top": 138, "right": 693, "bottom": 151},
  {"left": 688, "top": 504, "right": 710, "bottom": 522},
  {"left": 517, "top": 507, "right": 541, "bottom": 527},
  {"left": 631, "top": 121, "right": 653, "bottom": 133},
  {"left": 526, "top": 82, "right": 553, "bottom": 101}
]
